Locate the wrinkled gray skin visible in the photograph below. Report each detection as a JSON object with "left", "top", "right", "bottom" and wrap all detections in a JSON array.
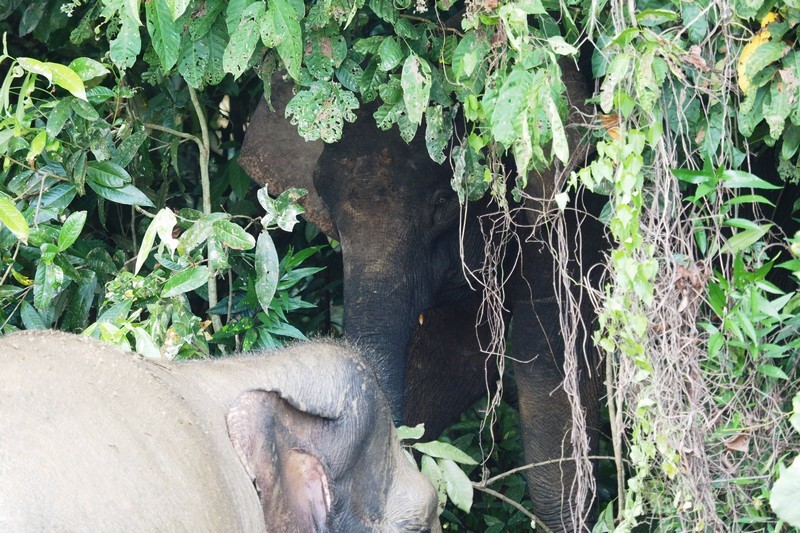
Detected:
[
  {"left": 0, "top": 330, "right": 441, "bottom": 532},
  {"left": 240, "top": 61, "right": 604, "bottom": 531}
]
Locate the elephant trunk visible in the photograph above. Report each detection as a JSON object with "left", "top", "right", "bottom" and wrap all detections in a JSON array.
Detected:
[{"left": 340, "top": 247, "right": 431, "bottom": 421}]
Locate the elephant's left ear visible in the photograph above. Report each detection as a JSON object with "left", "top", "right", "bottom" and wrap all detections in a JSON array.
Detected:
[{"left": 227, "top": 389, "right": 332, "bottom": 532}]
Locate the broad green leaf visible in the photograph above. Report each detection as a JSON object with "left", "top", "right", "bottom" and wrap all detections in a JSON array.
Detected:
[
  {"left": 86, "top": 161, "right": 132, "bottom": 187},
  {"left": 438, "top": 459, "right": 473, "bottom": 513},
  {"left": 27, "top": 130, "right": 46, "bottom": 162},
  {"left": 46, "top": 99, "right": 73, "bottom": 139},
  {"left": 771, "top": 455, "right": 800, "bottom": 526},
  {"left": 110, "top": 11, "right": 142, "bottom": 70},
  {"left": 599, "top": 53, "right": 631, "bottom": 113},
  {"left": 177, "top": 213, "right": 228, "bottom": 255},
  {"left": 723, "top": 225, "right": 771, "bottom": 254},
  {"left": 223, "top": 2, "right": 264, "bottom": 79},
  {"left": 259, "top": 187, "right": 307, "bottom": 231},
  {"left": 125, "top": 0, "right": 142, "bottom": 25},
  {"left": 17, "top": 58, "right": 87, "bottom": 101},
  {"left": 146, "top": 0, "right": 181, "bottom": 71},
  {"left": 34, "top": 262, "right": 66, "bottom": 311},
  {"left": 167, "top": 0, "right": 191, "bottom": 19},
  {"left": 212, "top": 220, "right": 256, "bottom": 249},
  {"left": 70, "top": 98, "right": 100, "bottom": 121},
  {"left": 721, "top": 170, "right": 781, "bottom": 189},
  {"left": 0, "top": 195, "right": 29, "bottom": 242},
  {"left": 190, "top": 0, "right": 225, "bottom": 39},
  {"left": 57, "top": 211, "right": 87, "bottom": 252},
  {"left": 88, "top": 182, "right": 155, "bottom": 207},
  {"left": 255, "top": 231, "right": 280, "bottom": 313},
  {"left": 412, "top": 441, "right": 478, "bottom": 465},
  {"left": 179, "top": 33, "right": 210, "bottom": 88},
  {"left": 547, "top": 35, "right": 578, "bottom": 55},
  {"left": 424, "top": 106, "right": 452, "bottom": 164},
  {"left": 162, "top": 266, "right": 210, "bottom": 298},
  {"left": 757, "top": 364, "right": 789, "bottom": 380},
  {"left": 203, "top": 19, "right": 229, "bottom": 86},
  {"left": 544, "top": 92, "right": 568, "bottom": 164},
  {"left": 112, "top": 131, "right": 148, "bottom": 167},
  {"left": 421, "top": 455, "right": 447, "bottom": 514},
  {"left": 267, "top": 0, "right": 303, "bottom": 81},
  {"left": 378, "top": 37, "right": 403, "bottom": 71},
  {"left": 396, "top": 424, "right": 425, "bottom": 441},
  {"left": 136, "top": 208, "right": 178, "bottom": 274},
  {"left": 739, "top": 40, "right": 786, "bottom": 93},
  {"left": 20, "top": 301, "right": 47, "bottom": 330},
  {"left": 401, "top": 54, "right": 431, "bottom": 126},
  {"left": 491, "top": 65, "right": 533, "bottom": 147},
  {"left": 68, "top": 58, "right": 110, "bottom": 82},
  {"left": 133, "top": 327, "right": 161, "bottom": 359},
  {"left": 208, "top": 238, "right": 229, "bottom": 270}
]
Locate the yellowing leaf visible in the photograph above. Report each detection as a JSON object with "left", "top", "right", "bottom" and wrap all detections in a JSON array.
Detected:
[{"left": 737, "top": 13, "right": 782, "bottom": 93}]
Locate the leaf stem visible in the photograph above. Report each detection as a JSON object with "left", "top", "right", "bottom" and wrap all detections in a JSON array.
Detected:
[{"left": 471, "top": 484, "right": 553, "bottom": 533}]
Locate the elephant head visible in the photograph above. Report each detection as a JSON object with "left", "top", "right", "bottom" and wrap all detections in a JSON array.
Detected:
[
  {"left": 240, "top": 80, "right": 487, "bottom": 420},
  {"left": 223, "top": 343, "right": 442, "bottom": 532}
]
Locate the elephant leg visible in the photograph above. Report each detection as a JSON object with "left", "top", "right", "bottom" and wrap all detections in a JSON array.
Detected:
[
  {"left": 512, "top": 241, "right": 603, "bottom": 531},
  {"left": 404, "top": 296, "right": 500, "bottom": 439}
]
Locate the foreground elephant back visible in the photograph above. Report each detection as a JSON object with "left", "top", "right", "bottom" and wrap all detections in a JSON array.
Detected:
[{"left": 0, "top": 330, "right": 263, "bottom": 531}]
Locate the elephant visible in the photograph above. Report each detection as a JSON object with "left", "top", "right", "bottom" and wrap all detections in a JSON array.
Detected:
[
  {"left": 0, "top": 330, "right": 441, "bottom": 532},
  {"left": 239, "top": 59, "right": 606, "bottom": 531}
]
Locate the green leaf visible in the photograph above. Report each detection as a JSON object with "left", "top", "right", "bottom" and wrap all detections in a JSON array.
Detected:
[
  {"left": 146, "top": 0, "right": 181, "bottom": 71},
  {"left": 256, "top": 231, "right": 280, "bottom": 313},
  {"left": 177, "top": 212, "right": 228, "bottom": 255},
  {"left": 34, "top": 262, "right": 66, "bottom": 311},
  {"left": 57, "top": 211, "right": 87, "bottom": 252},
  {"left": 86, "top": 161, "right": 132, "bottom": 188},
  {"left": 547, "top": 35, "right": 578, "bottom": 55},
  {"left": 0, "top": 195, "right": 29, "bottom": 242},
  {"left": 20, "top": 300, "right": 47, "bottom": 330},
  {"left": 721, "top": 170, "right": 781, "bottom": 189},
  {"left": 723, "top": 225, "right": 771, "bottom": 254},
  {"left": 88, "top": 182, "right": 155, "bottom": 207},
  {"left": 378, "top": 37, "right": 403, "bottom": 71},
  {"left": 17, "top": 57, "right": 87, "bottom": 101},
  {"left": 544, "top": 91, "right": 568, "bottom": 164},
  {"left": 27, "top": 130, "right": 47, "bottom": 162},
  {"left": 162, "top": 266, "right": 210, "bottom": 298},
  {"left": 68, "top": 58, "right": 110, "bottom": 82},
  {"left": 136, "top": 208, "right": 178, "bottom": 274},
  {"left": 190, "top": 0, "right": 225, "bottom": 39},
  {"left": 401, "top": 54, "right": 431, "bottom": 126},
  {"left": 424, "top": 105, "right": 453, "bottom": 164},
  {"left": 599, "top": 53, "right": 631, "bottom": 114},
  {"left": 412, "top": 441, "right": 478, "bottom": 465},
  {"left": 771, "top": 455, "right": 800, "bottom": 526},
  {"left": 266, "top": 0, "right": 303, "bottom": 81},
  {"left": 396, "top": 424, "right": 425, "bottom": 441},
  {"left": 212, "top": 220, "right": 256, "bottom": 250},
  {"left": 223, "top": 1, "right": 265, "bottom": 79},
  {"left": 421, "top": 455, "right": 447, "bottom": 514},
  {"left": 166, "top": 0, "right": 191, "bottom": 19},
  {"left": 757, "top": 364, "right": 789, "bottom": 380},
  {"left": 112, "top": 131, "right": 148, "bottom": 167},
  {"left": 132, "top": 327, "right": 161, "bottom": 359},
  {"left": 438, "top": 458, "right": 473, "bottom": 513},
  {"left": 110, "top": 11, "right": 143, "bottom": 70},
  {"left": 491, "top": 65, "right": 533, "bottom": 147},
  {"left": 46, "top": 99, "right": 73, "bottom": 139},
  {"left": 742, "top": 41, "right": 786, "bottom": 86}
]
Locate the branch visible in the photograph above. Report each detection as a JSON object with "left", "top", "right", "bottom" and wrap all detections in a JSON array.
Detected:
[{"left": 471, "top": 484, "right": 554, "bottom": 533}]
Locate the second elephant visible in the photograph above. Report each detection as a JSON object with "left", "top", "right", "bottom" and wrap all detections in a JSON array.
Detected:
[
  {"left": 240, "top": 63, "right": 605, "bottom": 531},
  {"left": 0, "top": 330, "right": 440, "bottom": 532}
]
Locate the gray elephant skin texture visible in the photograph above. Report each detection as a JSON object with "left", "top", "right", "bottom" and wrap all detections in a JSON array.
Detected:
[
  {"left": 0, "top": 330, "right": 441, "bottom": 532},
  {"left": 239, "top": 64, "right": 605, "bottom": 531}
]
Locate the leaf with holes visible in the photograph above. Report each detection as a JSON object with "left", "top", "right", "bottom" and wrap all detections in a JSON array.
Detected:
[
  {"left": 401, "top": 54, "right": 431, "bottom": 126},
  {"left": 223, "top": 2, "right": 265, "bottom": 79}
]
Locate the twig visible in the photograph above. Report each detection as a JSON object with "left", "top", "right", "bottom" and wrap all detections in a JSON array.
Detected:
[
  {"left": 471, "top": 484, "right": 554, "bottom": 533},
  {"left": 186, "top": 85, "right": 223, "bottom": 336},
  {"left": 482, "top": 455, "right": 621, "bottom": 486}
]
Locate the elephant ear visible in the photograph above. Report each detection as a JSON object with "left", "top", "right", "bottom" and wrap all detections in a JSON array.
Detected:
[
  {"left": 227, "top": 390, "right": 332, "bottom": 532},
  {"left": 238, "top": 75, "right": 338, "bottom": 239}
]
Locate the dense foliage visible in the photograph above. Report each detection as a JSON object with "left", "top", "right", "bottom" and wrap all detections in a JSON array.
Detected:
[{"left": 1, "top": 0, "right": 800, "bottom": 529}]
